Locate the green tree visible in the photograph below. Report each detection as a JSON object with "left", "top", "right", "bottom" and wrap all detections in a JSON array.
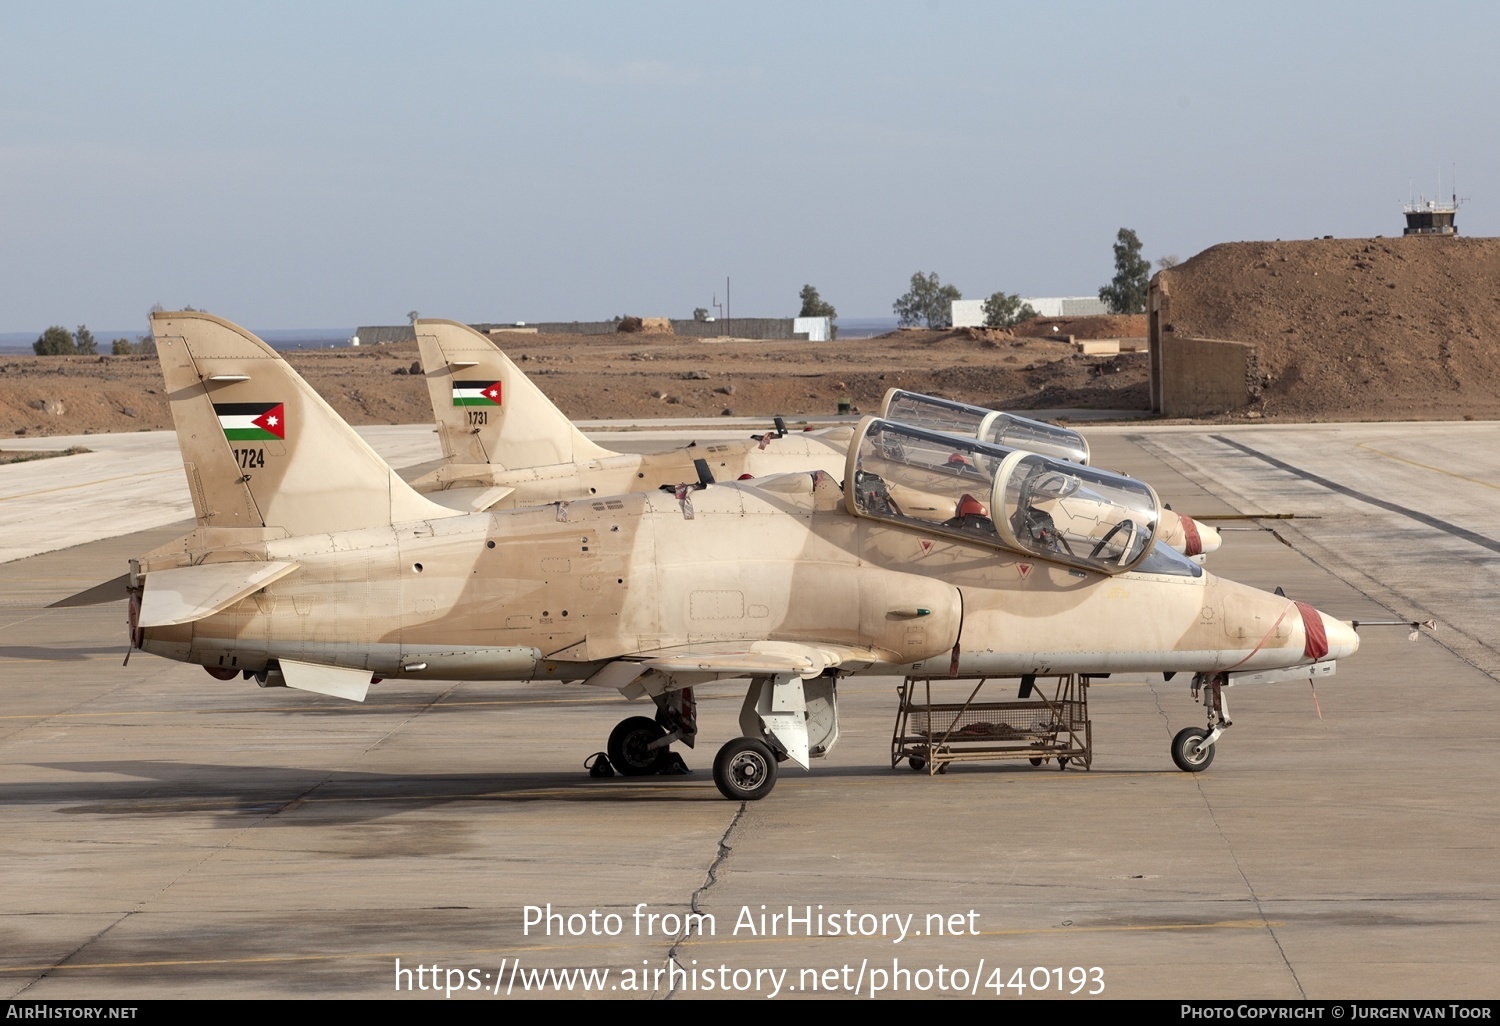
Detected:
[
  {"left": 981, "top": 291, "right": 1039, "bottom": 329},
  {"left": 893, "top": 271, "right": 961, "bottom": 328},
  {"left": 692, "top": 307, "right": 709, "bottom": 322},
  {"left": 74, "top": 324, "right": 97, "bottom": 355},
  {"left": 1098, "top": 228, "right": 1150, "bottom": 314},
  {"left": 33, "top": 326, "right": 76, "bottom": 355},
  {"left": 797, "top": 284, "right": 838, "bottom": 338},
  {"left": 112, "top": 338, "right": 135, "bottom": 355}
]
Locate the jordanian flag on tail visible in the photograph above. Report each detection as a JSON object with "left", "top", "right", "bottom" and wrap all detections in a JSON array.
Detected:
[
  {"left": 452, "top": 380, "right": 502, "bottom": 406},
  {"left": 215, "top": 402, "right": 286, "bottom": 441}
]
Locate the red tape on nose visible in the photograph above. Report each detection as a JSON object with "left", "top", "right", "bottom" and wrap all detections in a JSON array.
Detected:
[
  {"left": 1179, "top": 515, "right": 1202, "bottom": 557},
  {"left": 1296, "top": 601, "right": 1329, "bottom": 660}
]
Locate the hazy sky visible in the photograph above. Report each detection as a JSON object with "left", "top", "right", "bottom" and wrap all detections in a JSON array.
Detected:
[{"left": 3, "top": 1, "right": 1496, "bottom": 331}]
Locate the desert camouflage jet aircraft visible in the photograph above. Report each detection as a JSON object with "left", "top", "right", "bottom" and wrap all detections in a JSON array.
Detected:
[
  {"left": 408, "top": 318, "right": 850, "bottom": 512},
  {"left": 410, "top": 319, "right": 1220, "bottom": 558},
  {"left": 129, "top": 311, "right": 1355, "bottom": 800}
]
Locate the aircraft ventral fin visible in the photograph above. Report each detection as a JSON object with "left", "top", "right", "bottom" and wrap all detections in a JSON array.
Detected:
[
  {"left": 138, "top": 561, "right": 300, "bottom": 628},
  {"left": 279, "top": 659, "right": 372, "bottom": 703}
]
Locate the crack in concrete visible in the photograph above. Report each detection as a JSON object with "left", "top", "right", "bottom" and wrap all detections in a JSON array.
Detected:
[{"left": 662, "top": 801, "right": 747, "bottom": 999}]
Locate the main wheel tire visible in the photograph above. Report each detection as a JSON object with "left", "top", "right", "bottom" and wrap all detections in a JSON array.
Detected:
[
  {"left": 713, "top": 737, "right": 778, "bottom": 801},
  {"left": 1171, "top": 727, "right": 1215, "bottom": 772},
  {"left": 607, "top": 716, "right": 670, "bottom": 776}
]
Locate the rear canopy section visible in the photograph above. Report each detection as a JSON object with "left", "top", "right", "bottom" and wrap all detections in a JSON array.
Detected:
[
  {"left": 844, "top": 418, "right": 1160, "bottom": 575},
  {"left": 880, "top": 388, "right": 1090, "bottom": 465}
]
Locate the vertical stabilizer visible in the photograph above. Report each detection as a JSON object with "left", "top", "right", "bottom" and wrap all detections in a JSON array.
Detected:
[
  {"left": 415, "top": 319, "right": 614, "bottom": 471},
  {"left": 152, "top": 311, "right": 460, "bottom": 535}
]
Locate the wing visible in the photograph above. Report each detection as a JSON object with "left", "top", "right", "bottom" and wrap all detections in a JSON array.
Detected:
[
  {"left": 581, "top": 640, "right": 881, "bottom": 692},
  {"left": 642, "top": 640, "right": 880, "bottom": 678},
  {"left": 418, "top": 483, "right": 516, "bottom": 513}
]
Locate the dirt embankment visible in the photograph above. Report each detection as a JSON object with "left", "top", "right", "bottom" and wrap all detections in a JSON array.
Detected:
[
  {"left": 0, "top": 327, "right": 1149, "bottom": 438},
  {"left": 1160, "top": 236, "right": 1500, "bottom": 420},
  {"left": 1014, "top": 314, "right": 1147, "bottom": 340}
]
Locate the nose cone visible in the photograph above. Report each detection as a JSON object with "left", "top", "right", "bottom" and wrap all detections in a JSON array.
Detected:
[
  {"left": 1320, "top": 611, "right": 1360, "bottom": 660},
  {"left": 1213, "top": 576, "right": 1360, "bottom": 671}
]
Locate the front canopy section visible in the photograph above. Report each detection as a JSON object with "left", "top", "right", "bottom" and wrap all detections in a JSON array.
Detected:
[
  {"left": 845, "top": 418, "right": 1159, "bottom": 575},
  {"left": 879, "top": 388, "right": 1090, "bottom": 465}
]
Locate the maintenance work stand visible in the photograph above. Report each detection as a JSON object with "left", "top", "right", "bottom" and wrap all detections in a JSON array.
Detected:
[{"left": 891, "top": 674, "right": 1093, "bottom": 774}]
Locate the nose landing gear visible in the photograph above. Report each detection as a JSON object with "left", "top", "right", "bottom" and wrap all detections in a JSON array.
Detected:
[
  {"left": 1173, "top": 672, "right": 1230, "bottom": 772},
  {"left": 1171, "top": 726, "right": 1216, "bottom": 771}
]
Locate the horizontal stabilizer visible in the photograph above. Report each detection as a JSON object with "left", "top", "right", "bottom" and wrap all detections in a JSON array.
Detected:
[
  {"left": 49, "top": 573, "right": 130, "bottom": 608},
  {"left": 139, "top": 561, "right": 300, "bottom": 628},
  {"left": 279, "top": 658, "right": 371, "bottom": 702}
]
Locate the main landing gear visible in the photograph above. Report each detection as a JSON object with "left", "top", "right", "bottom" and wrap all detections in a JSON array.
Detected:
[
  {"left": 597, "top": 673, "right": 842, "bottom": 801},
  {"left": 705, "top": 672, "right": 840, "bottom": 801},
  {"left": 606, "top": 716, "right": 672, "bottom": 775},
  {"left": 604, "top": 688, "right": 697, "bottom": 777},
  {"left": 1172, "top": 671, "right": 1230, "bottom": 772},
  {"left": 712, "top": 737, "right": 778, "bottom": 801}
]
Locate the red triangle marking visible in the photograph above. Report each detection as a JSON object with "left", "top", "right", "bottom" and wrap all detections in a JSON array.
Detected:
[
  {"left": 252, "top": 403, "right": 286, "bottom": 439},
  {"left": 483, "top": 382, "right": 502, "bottom": 403},
  {"left": 1017, "top": 563, "right": 1033, "bottom": 579},
  {"left": 919, "top": 540, "right": 934, "bottom": 554}
]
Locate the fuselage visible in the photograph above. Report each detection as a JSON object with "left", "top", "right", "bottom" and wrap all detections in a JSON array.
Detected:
[
  {"left": 415, "top": 431, "right": 852, "bottom": 506},
  {"left": 139, "top": 475, "right": 1352, "bottom": 684}
]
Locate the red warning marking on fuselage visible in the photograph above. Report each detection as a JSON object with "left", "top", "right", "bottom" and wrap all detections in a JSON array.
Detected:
[
  {"left": 919, "top": 540, "right": 934, "bottom": 555},
  {"left": 1017, "top": 563, "right": 1033, "bottom": 580}
]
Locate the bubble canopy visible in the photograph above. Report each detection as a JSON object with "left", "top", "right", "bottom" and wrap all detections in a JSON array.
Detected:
[
  {"left": 844, "top": 417, "right": 1161, "bottom": 575},
  {"left": 879, "top": 388, "right": 1090, "bottom": 465}
]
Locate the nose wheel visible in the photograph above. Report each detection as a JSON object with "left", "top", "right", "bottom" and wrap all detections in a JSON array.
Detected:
[
  {"left": 1170, "top": 727, "right": 1215, "bottom": 772},
  {"left": 1173, "top": 672, "right": 1230, "bottom": 772}
]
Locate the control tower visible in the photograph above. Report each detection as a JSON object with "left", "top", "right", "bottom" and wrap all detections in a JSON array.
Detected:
[{"left": 1403, "top": 197, "right": 1458, "bottom": 236}]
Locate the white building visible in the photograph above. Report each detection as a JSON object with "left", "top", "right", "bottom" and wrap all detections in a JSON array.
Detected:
[
  {"left": 951, "top": 296, "right": 1109, "bottom": 328},
  {"left": 793, "top": 316, "right": 832, "bottom": 341}
]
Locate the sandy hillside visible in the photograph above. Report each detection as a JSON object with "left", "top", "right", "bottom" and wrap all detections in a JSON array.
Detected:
[{"left": 1160, "top": 236, "right": 1500, "bottom": 420}]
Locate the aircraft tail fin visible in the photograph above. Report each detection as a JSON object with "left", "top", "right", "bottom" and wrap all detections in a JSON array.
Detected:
[
  {"left": 152, "top": 310, "right": 461, "bottom": 536},
  {"left": 415, "top": 319, "right": 614, "bottom": 471}
]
